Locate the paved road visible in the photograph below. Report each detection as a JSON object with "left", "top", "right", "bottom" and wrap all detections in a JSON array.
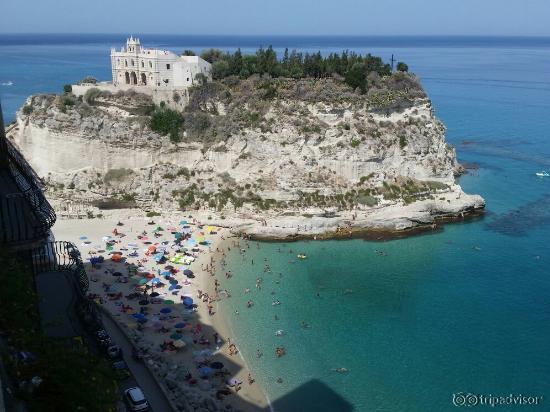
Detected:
[{"left": 102, "top": 315, "right": 174, "bottom": 412}]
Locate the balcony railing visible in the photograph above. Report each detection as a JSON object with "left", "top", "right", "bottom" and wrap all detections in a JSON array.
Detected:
[
  {"left": 0, "top": 139, "right": 56, "bottom": 245},
  {"left": 31, "top": 241, "right": 101, "bottom": 330}
]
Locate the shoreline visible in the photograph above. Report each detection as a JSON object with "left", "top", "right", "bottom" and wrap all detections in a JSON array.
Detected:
[{"left": 53, "top": 213, "right": 270, "bottom": 411}]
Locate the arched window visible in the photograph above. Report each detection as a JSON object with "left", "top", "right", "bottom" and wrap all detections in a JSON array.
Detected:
[
  {"left": 149, "top": 61, "right": 152, "bottom": 68},
  {"left": 125, "top": 60, "right": 128, "bottom": 67},
  {"left": 125, "top": 72, "right": 130, "bottom": 84},
  {"left": 141, "top": 73, "right": 147, "bottom": 85},
  {"left": 131, "top": 59, "right": 134, "bottom": 66},
  {"left": 141, "top": 61, "right": 144, "bottom": 68}
]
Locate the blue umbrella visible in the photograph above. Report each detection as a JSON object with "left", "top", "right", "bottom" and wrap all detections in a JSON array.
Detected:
[
  {"left": 183, "top": 269, "right": 193, "bottom": 276},
  {"left": 151, "top": 278, "right": 161, "bottom": 285},
  {"left": 198, "top": 366, "right": 214, "bottom": 377},
  {"left": 132, "top": 313, "right": 145, "bottom": 319},
  {"left": 161, "top": 271, "right": 170, "bottom": 276},
  {"left": 179, "top": 220, "right": 188, "bottom": 225},
  {"left": 79, "top": 236, "right": 88, "bottom": 240},
  {"left": 160, "top": 307, "right": 172, "bottom": 314},
  {"left": 182, "top": 297, "right": 193, "bottom": 306},
  {"left": 169, "top": 285, "right": 177, "bottom": 291},
  {"left": 137, "top": 318, "right": 148, "bottom": 324},
  {"left": 169, "top": 279, "right": 178, "bottom": 284},
  {"left": 174, "top": 322, "right": 186, "bottom": 328}
]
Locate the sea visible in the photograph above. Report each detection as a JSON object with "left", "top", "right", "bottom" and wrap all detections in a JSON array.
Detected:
[{"left": 1, "top": 34, "right": 550, "bottom": 411}]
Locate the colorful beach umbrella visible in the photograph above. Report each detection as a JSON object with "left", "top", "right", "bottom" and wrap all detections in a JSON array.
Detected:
[
  {"left": 160, "top": 307, "right": 172, "bottom": 314},
  {"left": 182, "top": 297, "right": 193, "bottom": 306},
  {"left": 138, "top": 279, "right": 148, "bottom": 285},
  {"left": 198, "top": 367, "right": 214, "bottom": 377},
  {"left": 174, "top": 322, "right": 186, "bottom": 329},
  {"left": 163, "top": 300, "right": 175, "bottom": 305}
]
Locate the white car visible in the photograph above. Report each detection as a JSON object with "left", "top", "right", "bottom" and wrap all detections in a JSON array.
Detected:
[{"left": 124, "top": 387, "right": 150, "bottom": 411}]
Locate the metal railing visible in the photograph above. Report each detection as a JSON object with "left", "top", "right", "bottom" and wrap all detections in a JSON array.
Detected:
[
  {"left": 0, "top": 122, "right": 56, "bottom": 245},
  {"left": 31, "top": 241, "right": 101, "bottom": 329}
]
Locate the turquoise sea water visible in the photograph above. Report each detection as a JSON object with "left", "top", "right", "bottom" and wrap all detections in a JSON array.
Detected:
[{"left": 2, "top": 35, "right": 550, "bottom": 411}]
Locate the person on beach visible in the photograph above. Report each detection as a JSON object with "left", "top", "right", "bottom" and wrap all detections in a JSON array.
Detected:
[{"left": 247, "top": 373, "right": 255, "bottom": 385}]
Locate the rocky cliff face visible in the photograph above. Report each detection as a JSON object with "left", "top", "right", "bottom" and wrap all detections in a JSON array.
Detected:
[{"left": 9, "top": 75, "right": 484, "bottom": 236}]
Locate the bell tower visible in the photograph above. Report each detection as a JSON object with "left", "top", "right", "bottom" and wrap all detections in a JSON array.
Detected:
[{"left": 126, "top": 36, "right": 141, "bottom": 53}]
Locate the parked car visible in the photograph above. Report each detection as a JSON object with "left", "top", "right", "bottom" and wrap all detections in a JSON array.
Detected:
[
  {"left": 124, "top": 387, "right": 150, "bottom": 411},
  {"left": 112, "top": 360, "right": 131, "bottom": 381},
  {"left": 107, "top": 345, "right": 123, "bottom": 360}
]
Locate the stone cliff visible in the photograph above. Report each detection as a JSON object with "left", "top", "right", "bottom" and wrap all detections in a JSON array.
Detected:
[{"left": 9, "top": 74, "right": 484, "bottom": 238}]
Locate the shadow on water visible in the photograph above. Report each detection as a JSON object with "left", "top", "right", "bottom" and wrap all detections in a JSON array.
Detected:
[
  {"left": 266, "top": 379, "right": 354, "bottom": 412},
  {"left": 485, "top": 194, "right": 550, "bottom": 236}
]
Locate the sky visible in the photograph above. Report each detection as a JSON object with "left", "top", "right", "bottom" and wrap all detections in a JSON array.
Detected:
[{"left": 1, "top": 0, "right": 549, "bottom": 36}]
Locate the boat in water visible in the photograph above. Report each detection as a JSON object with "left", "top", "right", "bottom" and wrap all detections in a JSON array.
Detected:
[{"left": 535, "top": 171, "right": 549, "bottom": 177}]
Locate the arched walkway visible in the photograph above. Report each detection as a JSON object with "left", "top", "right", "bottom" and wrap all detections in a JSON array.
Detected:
[
  {"left": 131, "top": 72, "right": 137, "bottom": 85},
  {"left": 125, "top": 72, "right": 130, "bottom": 84},
  {"left": 140, "top": 73, "right": 147, "bottom": 85}
]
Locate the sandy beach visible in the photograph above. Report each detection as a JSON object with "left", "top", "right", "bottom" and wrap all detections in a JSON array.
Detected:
[{"left": 53, "top": 210, "right": 269, "bottom": 411}]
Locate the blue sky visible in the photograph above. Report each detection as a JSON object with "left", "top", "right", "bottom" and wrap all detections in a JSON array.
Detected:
[{"left": 1, "top": 0, "right": 548, "bottom": 36}]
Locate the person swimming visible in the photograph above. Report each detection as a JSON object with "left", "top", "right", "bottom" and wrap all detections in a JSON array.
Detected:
[{"left": 332, "top": 367, "right": 349, "bottom": 373}]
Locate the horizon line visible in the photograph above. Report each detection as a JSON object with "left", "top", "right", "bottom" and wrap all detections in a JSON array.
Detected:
[{"left": 2, "top": 32, "right": 550, "bottom": 38}]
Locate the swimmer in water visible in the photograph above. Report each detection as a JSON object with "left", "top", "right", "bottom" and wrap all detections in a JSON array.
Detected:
[{"left": 332, "top": 367, "right": 349, "bottom": 373}]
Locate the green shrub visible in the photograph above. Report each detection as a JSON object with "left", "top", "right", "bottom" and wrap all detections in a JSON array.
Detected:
[
  {"left": 150, "top": 106, "right": 183, "bottom": 142},
  {"left": 146, "top": 211, "right": 161, "bottom": 217},
  {"left": 350, "top": 138, "right": 361, "bottom": 148},
  {"left": 80, "top": 76, "right": 97, "bottom": 84},
  {"left": 83, "top": 87, "right": 102, "bottom": 104},
  {"left": 399, "top": 135, "right": 407, "bottom": 148},
  {"left": 63, "top": 84, "right": 72, "bottom": 93},
  {"left": 22, "top": 105, "right": 33, "bottom": 115}
]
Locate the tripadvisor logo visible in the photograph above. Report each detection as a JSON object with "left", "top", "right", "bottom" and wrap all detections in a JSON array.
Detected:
[{"left": 452, "top": 393, "right": 543, "bottom": 407}]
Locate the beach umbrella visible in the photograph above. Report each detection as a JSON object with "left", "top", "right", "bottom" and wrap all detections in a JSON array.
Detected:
[
  {"left": 132, "top": 313, "right": 145, "bottom": 319},
  {"left": 173, "top": 340, "right": 186, "bottom": 349},
  {"left": 210, "top": 362, "right": 224, "bottom": 370},
  {"left": 138, "top": 279, "right": 148, "bottom": 285},
  {"left": 79, "top": 236, "right": 88, "bottom": 240},
  {"left": 163, "top": 300, "right": 175, "bottom": 305},
  {"left": 160, "top": 307, "right": 172, "bottom": 314},
  {"left": 170, "top": 333, "right": 183, "bottom": 340},
  {"left": 128, "top": 243, "right": 138, "bottom": 248},
  {"left": 164, "top": 265, "right": 174, "bottom": 270},
  {"left": 151, "top": 278, "right": 161, "bottom": 285},
  {"left": 179, "top": 220, "right": 188, "bottom": 225},
  {"left": 169, "top": 278, "right": 178, "bottom": 284},
  {"left": 183, "top": 269, "right": 193, "bottom": 276},
  {"left": 198, "top": 367, "right": 214, "bottom": 378},
  {"left": 174, "top": 322, "right": 186, "bottom": 329},
  {"left": 137, "top": 318, "right": 148, "bottom": 324},
  {"left": 146, "top": 273, "right": 155, "bottom": 279},
  {"left": 169, "top": 285, "right": 177, "bottom": 291},
  {"left": 161, "top": 271, "right": 171, "bottom": 276},
  {"left": 227, "top": 378, "right": 241, "bottom": 386},
  {"left": 182, "top": 297, "right": 193, "bottom": 306}
]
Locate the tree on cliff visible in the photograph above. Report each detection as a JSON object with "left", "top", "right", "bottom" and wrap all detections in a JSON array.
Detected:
[{"left": 396, "top": 62, "right": 409, "bottom": 72}]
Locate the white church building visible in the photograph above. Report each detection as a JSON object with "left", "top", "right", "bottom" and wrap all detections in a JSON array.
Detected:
[{"left": 110, "top": 37, "right": 212, "bottom": 88}]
